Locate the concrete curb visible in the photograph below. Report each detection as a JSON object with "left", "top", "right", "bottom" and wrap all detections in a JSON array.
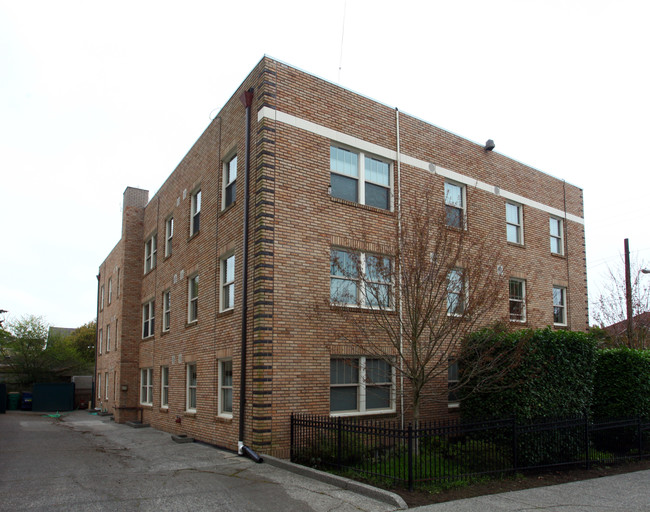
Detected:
[{"left": 263, "top": 455, "right": 408, "bottom": 510}]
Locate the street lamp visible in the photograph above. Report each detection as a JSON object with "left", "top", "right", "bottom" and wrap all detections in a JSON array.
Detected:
[{"left": 641, "top": 269, "right": 650, "bottom": 274}]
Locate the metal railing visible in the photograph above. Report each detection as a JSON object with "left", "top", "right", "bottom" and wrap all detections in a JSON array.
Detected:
[{"left": 290, "top": 413, "right": 650, "bottom": 490}]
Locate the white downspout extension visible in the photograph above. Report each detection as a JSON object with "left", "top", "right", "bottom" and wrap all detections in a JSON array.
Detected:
[{"left": 396, "top": 108, "right": 405, "bottom": 430}]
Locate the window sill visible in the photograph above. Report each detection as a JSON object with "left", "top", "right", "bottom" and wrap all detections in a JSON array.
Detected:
[
  {"left": 185, "top": 320, "right": 198, "bottom": 329},
  {"left": 506, "top": 241, "right": 525, "bottom": 249},
  {"left": 142, "top": 335, "right": 155, "bottom": 341},
  {"left": 329, "top": 303, "right": 395, "bottom": 313},
  {"left": 329, "top": 196, "right": 394, "bottom": 215},
  {"left": 184, "top": 411, "right": 197, "bottom": 418},
  {"left": 553, "top": 323, "right": 568, "bottom": 329},
  {"left": 220, "top": 201, "right": 236, "bottom": 215},
  {"left": 216, "top": 415, "right": 233, "bottom": 423},
  {"left": 219, "top": 308, "right": 235, "bottom": 317},
  {"left": 140, "top": 403, "right": 153, "bottom": 409},
  {"left": 161, "top": 329, "right": 170, "bottom": 336},
  {"left": 331, "top": 409, "right": 396, "bottom": 418},
  {"left": 448, "top": 402, "right": 460, "bottom": 409},
  {"left": 550, "top": 252, "right": 566, "bottom": 259},
  {"left": 159, "top": 407, "right": 169, "bottom": 413},
  {"left": 188, "top": 231, "right": 200, "bottom": 243}
]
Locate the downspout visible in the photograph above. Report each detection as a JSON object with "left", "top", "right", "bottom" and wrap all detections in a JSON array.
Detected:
[
  {"left": 93, "top": 271, "right": 101, "bottom": 409},
  {"left": 396, "top": 108, "right": 404, "bottom": 430},
  {"left": 238, "top": 88, "right": 262, "bottom": 463}
]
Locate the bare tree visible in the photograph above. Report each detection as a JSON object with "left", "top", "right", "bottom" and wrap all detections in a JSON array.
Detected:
[
  {"left": 325, "top": 189, "right": 523, "bottom": 425},
  {"left": 592, "top": 255, "right": 650, "bottom": 348}
]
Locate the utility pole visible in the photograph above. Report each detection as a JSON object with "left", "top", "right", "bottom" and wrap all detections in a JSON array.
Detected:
[{"left": 625, "top": 238, "right": 633, "bottom": 347}]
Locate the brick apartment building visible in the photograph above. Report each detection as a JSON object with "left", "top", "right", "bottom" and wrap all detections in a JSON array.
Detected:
[{"left": 95, "top": 56, "right": 587, "bottom": 457}]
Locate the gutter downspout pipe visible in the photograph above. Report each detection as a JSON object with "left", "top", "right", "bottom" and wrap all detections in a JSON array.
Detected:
[{"left": 238, "top": 88, "right": 263, "bottom": 463}]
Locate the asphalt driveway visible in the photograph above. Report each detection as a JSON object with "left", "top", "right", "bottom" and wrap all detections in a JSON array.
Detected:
[{"left": 0, "top": 410, "right": 401, "bottom": 512}]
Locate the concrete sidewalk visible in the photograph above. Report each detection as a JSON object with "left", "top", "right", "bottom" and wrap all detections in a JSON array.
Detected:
[{"left": 410, "top": 469, "right": 650, "bottom": 512}]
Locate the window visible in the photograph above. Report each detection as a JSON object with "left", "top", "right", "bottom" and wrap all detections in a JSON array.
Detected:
[
  {"left": 509, "top": 279, "right": 526, "bottom": 322},
  {"left": 100, "top": 285, "right": 104, "bottom": 310},
  {"left": 97, "top": 373, "right": 101, "bottom": 399},
  {"left": 553, "top": 286, "right": 567, "bottom": 326},
  {"left": 330, "top": 357, "right": 394, "bottom": 415},
  {"left": 108, "top": 278, "right": 112, "bottom": 304},
  {"left": 219, "top": 359, "right": 233, "bottom": 417},
  {"left": 161, "top": 366, "right": 169, "bottom": 408},
  {"left": 144, "top": 234, "right": 157, "bottom": 273},
  {"left": 330, "top": 146, "right": 391, "bottom": 210},
  {"left": 447, "top": 268, "right": 466, "bottom": 316},
  {"left": 140, "top": 368, "right": 153, "bottom": 405},
  {"left": 105, "top": 372, "right": 109, "bottom": 400},
  {"left": 165, "top": 217, "right": 174, "bottom": 257},
  {"left": 188, "top": 275, "right": 199, "bottom": 322},
  {"left": 106, "top": 324, "right": 111, "bottom": 352},
  {"left": 448, "top": 359, "right": 459, "bottom": 407},
  {"left": 186, "top": 363, "right": 197, "bottom": 412},
  {"left": 190, "top": 189, "right": 201, "bottom": 236},
  {"left": 445, "top": 182, "right": 465, "bottom": 228},
  {"left": 142, "top": 300, "right": 155, "bottom": 338},
  {"left": 162, "top": 290, "right": 171, "bottom": 332},
  {"left": 223, "top": 155, "right": 237, "bottom": 209},
  {"left": 115, "top": 318, "right": 118, "bottom": 350},
  {"left": 330, "top": 249, "right": 391, "bottom": 308},
  {"left": 221, "top": 256, "right": 235, "bottom": 311},
  {"left": 550, "top": 217, "right": 564, "bottom": 255},
  {"left": 506, "top": 203, "right": 523, "bottom": 244},
  {"left": 98, "top": 328, "right": 103, "bottom": 355},
  {"left": 117, "top": 268, "right": 120, "bottom": 298}
]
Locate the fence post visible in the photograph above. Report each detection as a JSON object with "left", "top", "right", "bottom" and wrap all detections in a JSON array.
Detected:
[
  {"left": 407, "top": 423, "right": 414, "bottom": 491},
  {"left": 290, "top": 413, "right": 294, "bottom": 461},
  {"left": 584, "top": 412, "right": 590, "bottom": 470},
  {"left": 512, "top": 417, "right": 518, "bottom": 472},
  {"left": 337, "top": 416, "right": 342, "bottom": 470}
]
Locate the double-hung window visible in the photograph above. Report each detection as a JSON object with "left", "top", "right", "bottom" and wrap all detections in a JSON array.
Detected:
[
  {"left": 218, "top": 359, "right": 233, "bottom": 417},
  {"left": 100, "top": 285, "right": 104, "bottom": 310},
  {"left": 553, "top": 286, "right": 567, "bottom": 326},
  {"left": 144, "top": 235, "right": 157, "bottom": 273},
  {"left": 448, "top": 359, "right": 459, "bottom": 407},
  {"left": 186, "top": 363, "right": 197, "bottom": 412},
  {"left": 221, "top": 255, "right": 235, "bottom": 311},
  {"left": 105, "top": 324, "right": 111, "bottom": 352},
  {"left": 108, "top": 278, "right": 112, "bottom": 304},
  {"left": 447, "top": 268, "right": 466, "bottom": 316},
  {"left": 506, "top": 203, "right": 523, "bottom": 244},
  {"left": 162, "top": 290, "right": 171, "bottom": 332},
  {"left": 330, "top": 249, "right": 391, "bottom": 308},
  {"left": 188, "top": 275, "right": 199, "bottom": 323},
  {"left": 509, "top": 279, "right": 526, "bottom": 322},
  {"left": 550, "top": 217, "right": 564, "bottom": 255},
  {"left": 98, "top": 329, "right": 103, "bottom": 355},
  {"left": 190, "top": 189, "right": 201, "bottom": 236},
  {"left": 165, "top": 217, "right": 174, "bottom": 257},
  {"left": 97, "top": 373, "right": 101, "bottom": 399},
  {"left": 223, "top": 155, "right": 237, "bottom": 209},
  {"left": 161, "top": 366, "right": 169, "bottom": 408},
  {"left": 330, "top": 357, "right": 394, "bottom": 415},
  {"left": 105, "top": 372, "right": 109, "bottom": 400},
  {"left": 445, "top": 182, "right": 465, "bottom": 228},
  {"left": 330, "top": 146, "right": 391, "bottom": 210},
  {"left": 140, "top": 368, "right": 153, "bottom": 405},
  {"left": 142, "top": 300, "right": 155, "bottom": 338}
]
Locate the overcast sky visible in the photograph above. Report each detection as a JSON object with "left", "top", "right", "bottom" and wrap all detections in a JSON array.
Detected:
[{"left": 1, "top": 0, "right": 648, "bottom": 328}]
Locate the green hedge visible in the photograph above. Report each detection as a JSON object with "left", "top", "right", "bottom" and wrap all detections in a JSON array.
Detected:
[
  {"left": 461, "top": 327, "right": 598, "bottom": 421},
  {"left": 593, "top": 348, "right": 650, "bottom": 419}
]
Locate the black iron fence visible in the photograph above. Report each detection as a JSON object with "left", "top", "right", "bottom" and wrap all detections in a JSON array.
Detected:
[{"left": 290, "top": 413, "right": 650, "bottom": 490}]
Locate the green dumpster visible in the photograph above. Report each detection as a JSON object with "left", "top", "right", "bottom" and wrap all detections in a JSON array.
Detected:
[{"left": 8, "top": 392, "right": 20, "bottom": 410}]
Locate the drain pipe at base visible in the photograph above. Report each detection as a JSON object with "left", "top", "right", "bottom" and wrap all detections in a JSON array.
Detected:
[{"left": 237, "top": 87, "right": 263, "bottom": 464}]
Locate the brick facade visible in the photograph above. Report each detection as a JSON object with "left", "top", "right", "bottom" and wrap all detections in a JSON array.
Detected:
[{"left": 95, "top": 57, "right": 588, "bottom": 457}]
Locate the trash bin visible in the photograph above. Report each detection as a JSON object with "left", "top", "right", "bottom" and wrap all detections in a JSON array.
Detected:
[
  {"left": 21, "top": 392, "right": 33, "bottom": 410},
  {"left": 8, "top": 392, "right": 20, "bottom": 410}
]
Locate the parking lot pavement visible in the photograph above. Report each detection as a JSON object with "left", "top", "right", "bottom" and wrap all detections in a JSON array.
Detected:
[{"left": 0, "top": 410, "right": 403, "bottom": 512}]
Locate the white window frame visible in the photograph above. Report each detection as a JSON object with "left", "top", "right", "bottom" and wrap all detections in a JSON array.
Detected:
[
  {"left": 162, "top": 290, "right": 171, "bottom": 332},
  {"left": 444, "top": 181, "right": 466, "bottom": 229},
  {"left": 144, "top": 234, "right": 157, "bottom": 273},
  {"left": 188, "top": 275, "right": 199, "bottom": 323},
  {"left": 186, "top": 363, "right": 197, "bottom": 412},
  {"left": 100, "top": 285, "right": 104, "bottom": 310},
  {"left": 509, "top": 278, "right": 527, "bottom": 323},
  {"left": 190, "top": 189, "right": 201, "bottom": 236},
  {"left": 165, "top": 217, "right": 174, "bottom": 257},
  {"left": 446, "top": 268, "right": 466, "bottom": 316},
  {"left": 105, "top": 324, "right": 111, "bottom": 352},
  {"left": 218, "top": 359, "right": 233, "bottom": 418},
  {"left": 330, "top": 357, "right": 395, "bottom": 417},
  {"left": 221, "top": 255, "right": 235, "bottom": 312},
  {"left": 140, "top": 368, "right": 153, "bottom": 405},
  {"left": 98, "top": 328, "right": 103, "bottom": 355},
  {"left": 506, "top": 202, "right": 523, "bottom": 244},
  {"left": 550, "top": 217, "right": 564, "bottom": 255},
  {"left": 330, "top": 249, "right": 392, "bottom": 309},
  {"left": 115, "top": 318, "right": 118, "bottom": 350},
  {"left": 223, "top": 154, "right": 237, "bottom": 210},
  {"left": 142, "top": 300, "right": 155, "bottom": 338},
  {"left": 97, "top": 373, "right": 101, "bottom": 399},
  {"left": 105, "top": 372, "right": 109, "bottom": 400},
  {"left": 161, "top": 366, "right": 169, "bottom": 409},
  {"left": 329, "top": 145, "right": 392, "bottom": 211},
  {"left": 108, "top": 277, "right": 112, "bottom": 305},
  {"left": 553, "top": 286, "right": 567, "bottom": 326}
]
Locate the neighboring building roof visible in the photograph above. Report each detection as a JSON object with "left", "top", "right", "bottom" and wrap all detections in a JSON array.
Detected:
[{"left": 604, "top": 312, "right": 650, "bottom": 337}]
